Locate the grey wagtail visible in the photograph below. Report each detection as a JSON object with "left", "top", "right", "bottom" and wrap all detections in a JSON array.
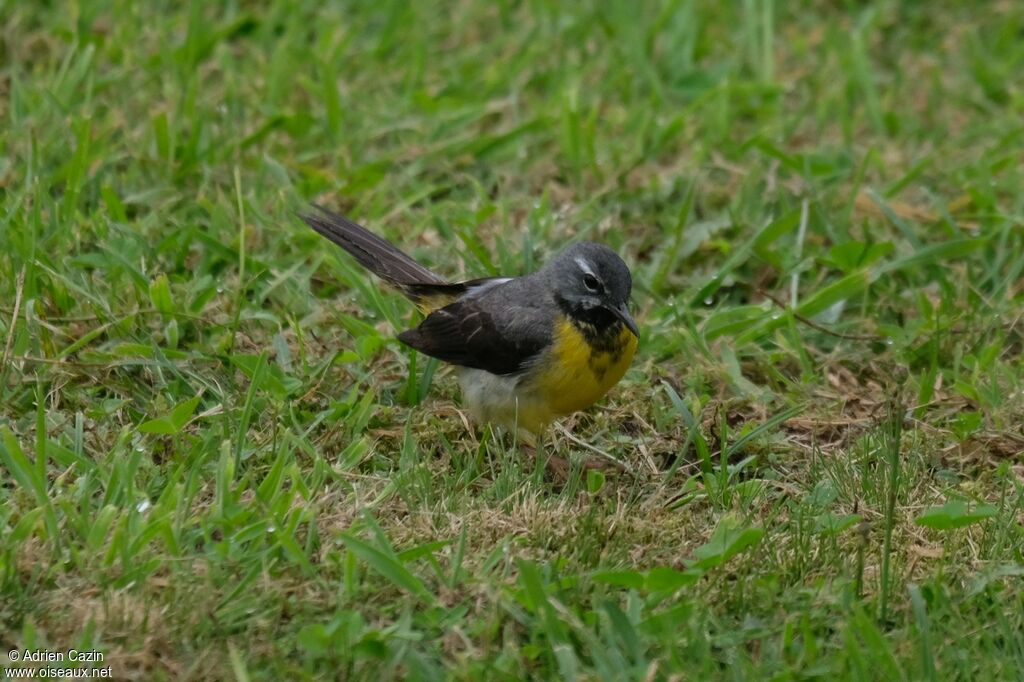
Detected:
[{"left": 302, "top": 205, "right": 638, "bottom": 439}]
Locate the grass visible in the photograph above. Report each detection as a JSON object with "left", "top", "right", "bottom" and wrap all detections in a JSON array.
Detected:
[{"left": 2, "top": 0, "right": 1023, "bottom": 679}]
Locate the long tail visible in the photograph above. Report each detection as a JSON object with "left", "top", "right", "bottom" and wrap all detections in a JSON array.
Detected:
[{"left": 301, "top": 204, "right": 464, "bottom": 309}]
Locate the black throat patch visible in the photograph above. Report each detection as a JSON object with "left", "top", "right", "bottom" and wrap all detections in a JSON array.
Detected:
[{"left": 556, "top": 295, "right": 624, "bottom": 354}]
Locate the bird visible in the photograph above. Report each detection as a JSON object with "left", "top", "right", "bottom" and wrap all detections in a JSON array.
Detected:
[{"left": 301, "top": 205, "right": 639, "bottom": 443}]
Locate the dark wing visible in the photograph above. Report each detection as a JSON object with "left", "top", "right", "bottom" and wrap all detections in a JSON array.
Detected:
[
  {"left": 399, "top": 276, "right": 514, "bottom": 312},
  {"left": 397, "top": 294, "right": 551, "bottom": 375}
]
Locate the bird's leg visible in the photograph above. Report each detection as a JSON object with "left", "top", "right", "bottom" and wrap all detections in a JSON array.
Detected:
[
  {"left": 516, "top": 427, "right": 617, "bottom": 479},
  {"left": 515, "top": 427, "right": 575, "bottom": 479},
  {"left": 514, "top": 427, "right": 546, "bottom": 469},
  {"left": 553, "top": 423, "right": 630, "bottom": 473}
]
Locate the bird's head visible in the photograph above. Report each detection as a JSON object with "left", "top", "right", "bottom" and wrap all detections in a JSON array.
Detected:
[{"left": 546, "top": 242, "right": 638, "bottom": 338}]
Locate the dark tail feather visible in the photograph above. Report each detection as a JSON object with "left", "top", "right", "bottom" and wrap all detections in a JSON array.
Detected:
[{"left": 301, "top": 205, "right": 448, "bottom": 296}]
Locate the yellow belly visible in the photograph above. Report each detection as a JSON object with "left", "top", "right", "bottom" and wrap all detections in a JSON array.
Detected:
[{"left": 526, "top": 317, "right": 637, "bottom": 425}]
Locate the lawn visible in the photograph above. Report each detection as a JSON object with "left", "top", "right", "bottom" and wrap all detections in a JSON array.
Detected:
[{"left": 2, "top": 0, "right": 1023, "bottom": 679}]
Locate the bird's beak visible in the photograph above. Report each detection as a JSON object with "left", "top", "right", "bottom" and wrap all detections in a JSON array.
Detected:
[{"left": 612, "top": 302, "right": 640, "bottom": 337}]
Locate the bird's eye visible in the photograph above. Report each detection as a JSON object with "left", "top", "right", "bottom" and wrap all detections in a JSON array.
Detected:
[{"left": 582, "top": 273, "right": 602, "bottom": 292}]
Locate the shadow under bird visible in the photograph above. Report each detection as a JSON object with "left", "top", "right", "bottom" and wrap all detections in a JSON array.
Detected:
[{"left": 302, "top": 205, "right": 639, "bottom": 441}]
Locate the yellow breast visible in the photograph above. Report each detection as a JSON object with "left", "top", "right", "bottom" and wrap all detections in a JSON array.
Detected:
[{"left": 527, "top": 317, "right": 637, "bottom": 422}]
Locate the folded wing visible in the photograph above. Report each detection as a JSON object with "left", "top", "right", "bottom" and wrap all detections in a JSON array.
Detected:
[{"left": 398, "top": 294, "right": 551, "bottom": 376}]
